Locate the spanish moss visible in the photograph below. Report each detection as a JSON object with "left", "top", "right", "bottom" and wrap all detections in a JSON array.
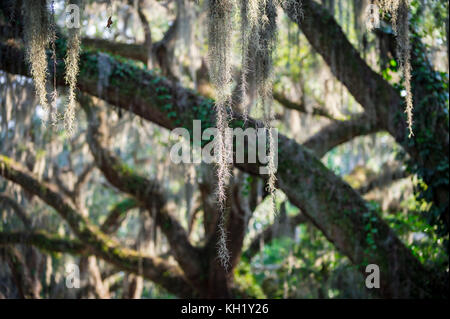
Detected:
[
  {"left": 49, "top": 0, "right": 59, "bottom": 126},
  {"left": 378, "top": 0, "right": 414, "bottom": 137},
  {"left": 23, "top": 0, "right": 51, "bottom": 124},
  {"left": 254, "top": 0, "right": 278, "bottom": 214},
  {"left": 64, "top": 0, "right": 82, "bottom": 136},
  {"left": 207, "top": 0, "right": 235, "bottom": 268}
]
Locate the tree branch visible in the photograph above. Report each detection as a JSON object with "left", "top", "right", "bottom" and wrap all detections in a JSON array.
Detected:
[
  {"left": 0, "top": 155, "right": 195, "bottom": 297},
  {"left": 0, "top": 231, "right": 86, "bottom": 255},
  {"left": 303, "top": 113, "right": 380, "bottom": 158}
]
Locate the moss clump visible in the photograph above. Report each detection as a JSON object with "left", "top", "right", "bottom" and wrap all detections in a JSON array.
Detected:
[
  {"left": 378, "top": 0, "right": 414, "bottom": 137},
  {"left": 23, "top": 0, "right": 51, "bottom": 123},
  {"left": 64, "top": 2, "right": 82, "bottom": 136},
  {"left": 207, "top": 0, "right": 236, "bottom": 269}
]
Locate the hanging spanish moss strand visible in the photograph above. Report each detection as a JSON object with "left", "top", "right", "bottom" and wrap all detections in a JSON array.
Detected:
[
  {"left": 239, "top": 0, "right": 259, "bottom": 121},
  {"left": 273, "top": 0, "right": 302, "bottom": 213},
  {"left": 64, "top": 0, "right": 82, "bottom": 136},
  {"left": 216, "top": 202, "right": 230, "bottom": 270},
  {"left": 239, "top": 0, "right": 250, "bottom": 120},
  {"left": 50, "top": 0, "right": 59, "bottom": 126},
  {"left": 23, "top": 0, "right": 51, "bottom": 125},
  {"left": 395, "top": 0, "right": 413, "bottom": 137},
  {"left": 255, "top": 0, "right": 278, "bottom": 214},
  {"left": 207, "top": 0, "right": 235, "bottom": 269},
  {"left": 378, "top": 0, "right": 413, "bottom": 137}
]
